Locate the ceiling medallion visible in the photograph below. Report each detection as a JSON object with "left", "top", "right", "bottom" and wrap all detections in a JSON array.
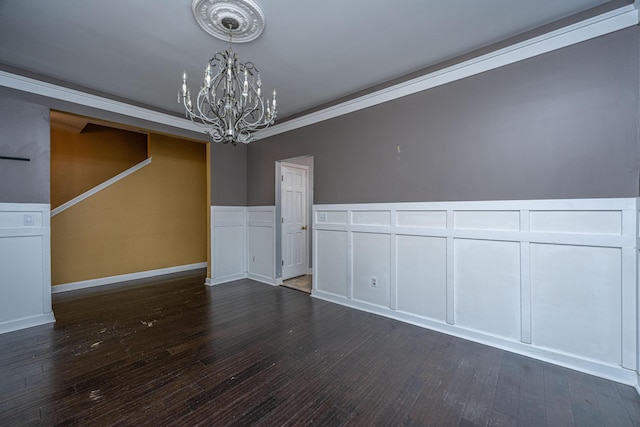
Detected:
[{"left": 192, "top": 0, "right": 265, "bottom": 43}]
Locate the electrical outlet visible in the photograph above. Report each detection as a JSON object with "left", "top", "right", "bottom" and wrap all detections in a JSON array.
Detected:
[
  {"left": 371, "top": 276, "right": 378, "bottom": 287},
  {"left": 23, "top": 214, "right": 34, "bottom": 226}
]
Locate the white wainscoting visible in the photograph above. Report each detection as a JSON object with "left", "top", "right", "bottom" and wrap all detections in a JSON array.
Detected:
[
  {"left": 0, "top": 203, "right": 55, "bottom": 333},
  {"left": 208, "top": 206, "right": 276, "bottom": 286},
  {"left": 247, "top": 206, "right": 276, "bottom": 285},
  {"left": 313, "top": 198, "right": 639, "bottom": 388}
]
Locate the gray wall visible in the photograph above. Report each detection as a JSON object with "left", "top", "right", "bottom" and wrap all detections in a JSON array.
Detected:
[
  {"left": 248, "top": 27, "right": 640, "bottom": 206},
  {"left": 0, "top": 88, "right": 247, "bottom": 206},
  {"left": 0, "top": 85, "right": 209, "bottom": 143},
  {"left": 0, "top": 98, "right": 50, "bottom": 203},
  {"left": 211, "top": 143, "right": 247, "bottom": 206}
]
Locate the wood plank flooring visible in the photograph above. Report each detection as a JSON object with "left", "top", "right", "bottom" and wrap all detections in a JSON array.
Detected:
[{"left": 1, "top": 272, "right": 639, "bottom": 426}]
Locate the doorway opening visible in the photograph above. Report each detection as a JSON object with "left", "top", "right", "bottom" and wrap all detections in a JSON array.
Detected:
[
  {"left": 282, "top": 275, "right": 312, "bottom": 293},
  {"left": 275, "top": 156, "right": 313, "bottom": 293}
]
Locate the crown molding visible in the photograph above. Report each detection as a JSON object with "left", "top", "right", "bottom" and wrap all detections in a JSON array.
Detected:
[
  {"left": 0, "top": 70, "right": 202, "bottom": 133},
  {"left": 0, "top": 5, "right": 637, "bottom": 139},
  {"left": 256, "top": 4, "right": 639, "bottom": 140}
]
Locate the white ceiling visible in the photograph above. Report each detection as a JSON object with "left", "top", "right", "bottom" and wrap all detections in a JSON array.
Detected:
[{"left": 0, "top": 0, "right": 624, "bottom": 120}]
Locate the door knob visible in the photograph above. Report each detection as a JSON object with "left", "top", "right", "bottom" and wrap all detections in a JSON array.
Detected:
[{"left": 301, "top": 225, "right": 308, "bottom": 230}]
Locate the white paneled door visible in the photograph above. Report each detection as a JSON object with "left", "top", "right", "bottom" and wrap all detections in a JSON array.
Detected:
[{"left": 281, "top": 164, "right": 308, "bottom": 280}]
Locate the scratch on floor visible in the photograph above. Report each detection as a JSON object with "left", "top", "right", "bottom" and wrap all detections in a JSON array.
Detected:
[
  {"left": 89, "top": 390, "right": 103, "bottom": 402},
  {"left": 140, "top": 320, "right": 156, "bottom": 327},
  {"left": 90, "top": 341, "right": 103, "bottom": 349}
]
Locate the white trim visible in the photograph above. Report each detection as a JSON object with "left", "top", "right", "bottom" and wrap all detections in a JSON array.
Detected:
[
  {"left": 0, "top": 7, "right": 635, "bottom": 142},
  {"left": 0, "top": 203, "right": 54, "bottom": 334},
  {"left": 51, "top": 157, "right": 152, "bottom": 217},
  {"left": 248, "top": 273, "right": 277, "bottom": 286},
  {"left": 210, "top": 206, "right": 247, "bottom": 285},
  {"left": 311, "top": 289, "right": 637, "bottom": 387},
  {"left": 315, "top": 197, "right": 638, "bottom": 211},
  {"left": 210, "top": 205, "right": 278, "bottom": 286},
  {"left": 206, "top": 272, "right": 278, "bottom": 287},
  {"left": 207, "top": 272, "right": 248, "bottom": 286},
  {"left": 313, "top": 198, "right": 640, "bottom": 390},
  {"left": 247, "top": 205, "right": 277, "bottom": 283},
  {"left": 51, "top": 262, "right": 207, "bottom": 293},
  {"left": 0, "top": 71, "right": 202, "bottom": 133},
  {"left": 0, "top": 313, "right": 56, "bottom": 335},
  {"left": 256, "top": 5, "right": 639, "bottom": 140},
  {"left": 280, "top": 163, "right": 310, "bottom": 280}
]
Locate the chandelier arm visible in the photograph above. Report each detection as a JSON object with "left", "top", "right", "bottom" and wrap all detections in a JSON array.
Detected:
[
  {"left": 179, "top": 45, "right": 276, "bottom": 144},
  {"left": 192, "top": 93, "right": 228, "bottom": 143},
  {"left": 242, "top": 103, "right": 275, "bottom": 128},
  {"left": 238, "top": 95, "right": 268, "bottom": 127},
  {"left": 195, "top": 89, "right": 222, "bottom": 126},
  {"left": 236, "top": 129, "right": 254, "bottom": 144}
]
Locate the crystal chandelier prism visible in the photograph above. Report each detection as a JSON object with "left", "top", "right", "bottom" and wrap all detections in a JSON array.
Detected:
[{"left": 179, "top": 11, "right": 276, "bottom": 145}]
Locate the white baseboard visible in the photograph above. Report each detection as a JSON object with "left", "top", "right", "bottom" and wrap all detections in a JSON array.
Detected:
[
  {"left": 248, "top": 273, "right": 277, "bottom": 286},
  {"left": 52, "top": 262, "right": 207, "bottom": 293},
  {"left": 206, "top": 272, "right": 248, "bottom": 286},
  {"left": 0, "top": 313, "right": 55, "bottom": 334},
  {"left": 211, "top": 205, "right": 277, "bottom": 286},
  {"left": 0, "top": 203, "right": 53, "bottom": 334},
  {"left": 312, "top": 289, "right": 637, "bottom": 387},
  {"left": 206, "top": 273, "right": 278, "bottom": 287},
  {"left": 313, "top": 198, "right": 639, "bottom": 390}
]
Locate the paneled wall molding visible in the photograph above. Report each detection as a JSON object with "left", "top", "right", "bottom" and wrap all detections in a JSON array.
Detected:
[
  {"left": 312, "top": 198, "right": 640, "bottom": 388},
  {"left": 51, "top": 262, "right": 207, "bottom": 293},
  {"left": 209, "top": 206, "right": 247, "bottom": 285},
  {"left": 51, "top": 157, "right": 152, "bottom": 217},
  {"left": 258, "top": 5, "right": 639, "bottom": 140},
  {"left": 247, "top": 206, "right": 277, "bottom": 285},
  {"left": 209, "top": 206, "right": 276, "bottom": 286},
  {"left": 0, "top": 203, "right": 55, "bottom": 334}
]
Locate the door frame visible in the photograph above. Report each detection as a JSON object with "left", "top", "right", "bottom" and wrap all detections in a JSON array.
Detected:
[{"left": 275, "top": 156, "right": 313, "bottom": 283}]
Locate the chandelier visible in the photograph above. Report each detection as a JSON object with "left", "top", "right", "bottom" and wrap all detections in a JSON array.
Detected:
[{"left": 178, "top": 8, "right": 276, "bottom": 145}]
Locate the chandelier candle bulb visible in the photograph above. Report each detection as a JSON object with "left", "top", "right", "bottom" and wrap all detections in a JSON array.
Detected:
[
  {"left": 204, "top": 64, "right": 212, "bottom": 89},
  {"left": 180, "top": 72, "right": 188, "bottom": 101}
]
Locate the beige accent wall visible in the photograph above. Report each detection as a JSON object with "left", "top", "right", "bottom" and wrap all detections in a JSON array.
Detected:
[
  {"left": 50, "top": 125, "right": 148, "bottom": 209},
  {"left": 51, "top": 133, "right": 207, "bottom": 285}
]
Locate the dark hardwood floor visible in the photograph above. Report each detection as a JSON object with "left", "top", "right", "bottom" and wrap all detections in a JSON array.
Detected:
[{"left": 1, "top": 272, "right": 639, "bottom": 426}]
